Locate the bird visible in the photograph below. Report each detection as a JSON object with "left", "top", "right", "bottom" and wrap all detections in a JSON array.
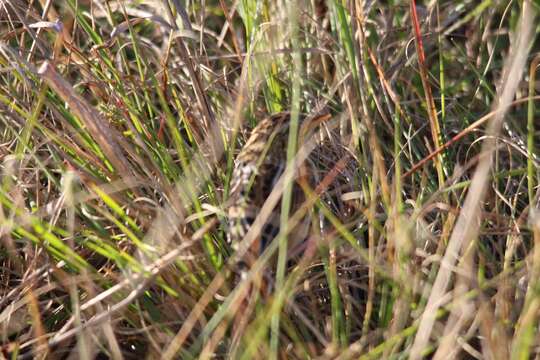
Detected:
[
  {"left": 227, "top": 112, "right": 290, "bottom": 348},
  {"left": 224, "top": 109, "right": 332, "bottom": 352},
  {"left": 226, "top": 110, "right": 331, "bottom": 273},
  {"left": 227, "top": 112, "right": 291, "bottom": 266},
  {"left": 225, "top": 111, "right": 306, "bottom": 347}
]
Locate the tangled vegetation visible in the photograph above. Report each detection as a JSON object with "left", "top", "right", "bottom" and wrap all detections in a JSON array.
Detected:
[{"left": 1, "top": 0, "right": 539, "bottom": 358}]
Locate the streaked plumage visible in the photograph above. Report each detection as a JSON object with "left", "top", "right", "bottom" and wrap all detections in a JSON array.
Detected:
[
  {"left": 227, "top": 112, "right": 291, "bottom": 267},
  {"left": 225, "top": 110, "right": 333, "bottom": 348}
]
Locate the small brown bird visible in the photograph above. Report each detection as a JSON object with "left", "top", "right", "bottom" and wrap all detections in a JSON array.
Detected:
[
  {"left": 226, "top": 110, "right": 331, "bottom": 270},
  {"left": 225, "top": 110, "right": 330, "bottom": 348},
  {"left": 226, "top": 112, "right": 305, "bottom": 348},
  {"left": 227, "top": 112, "right": 292, "bottom": 266}
]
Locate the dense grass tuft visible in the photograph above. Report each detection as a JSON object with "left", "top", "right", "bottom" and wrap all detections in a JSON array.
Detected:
[{"left": 1, "top": 0, "right": 539, "bottom": 358}]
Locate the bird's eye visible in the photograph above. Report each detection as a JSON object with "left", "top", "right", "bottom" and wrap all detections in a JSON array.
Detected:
[{"left": 243, "top": 216, "right": 255, "bottom": 226}]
